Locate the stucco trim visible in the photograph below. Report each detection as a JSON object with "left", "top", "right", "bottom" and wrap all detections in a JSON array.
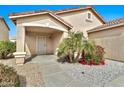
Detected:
[
  {"left": 22, "top": 23, "right": 68, "bottom": 32},
  {"left": 13, "top": 52, "right": 26, "bottom": 58}
]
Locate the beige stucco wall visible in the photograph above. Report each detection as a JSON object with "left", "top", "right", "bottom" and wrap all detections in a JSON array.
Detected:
[
  {"left": 88, "top": 26, "right": 124, "bottom": 39},
  {"left": 88, "top": 26, "right": 124, "bottom": 61},
  {"left": 51, "top": 31, "right": 67, "bottom": 54},
  {"left": 58, "top": 10, "right": 103, "bottom": 38},
  {"left": 0, "top": 19, "right": 9, "bottom": 41}
]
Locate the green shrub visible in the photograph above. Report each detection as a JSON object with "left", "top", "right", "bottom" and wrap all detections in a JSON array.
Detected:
[
  {"left": 93, "top": 45, "right": 105, "bottom": 64},
  {"left": 82, "top": 40, "right": 105, "bottom": 65},
  {"left": 0, "top": 41, "right": 16, "bottom": 59},
  {"left": 0, "top": 64, "right": 20, "bottom": 87}
]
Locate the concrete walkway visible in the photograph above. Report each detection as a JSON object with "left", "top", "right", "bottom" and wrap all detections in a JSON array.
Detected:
[{"left": 30, "top": 55, "right": 86, "bottom": 87}]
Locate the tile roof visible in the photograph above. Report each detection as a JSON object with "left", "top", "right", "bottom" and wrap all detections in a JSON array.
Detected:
[
  {"left": 10, "top": 11, "right": 73, "bottom": 28},
  {"left": 88, "top": 17, "right": 124, "bottom": 33},
  {"left": 9, "top": 6, "right": 105, "bottom": 24},
  {"left": 9, "top": 10, "right": 73, "bottom": 28},
  {"left": 53, "top": 6, "right": 92, "bottom": 14},
  {"left": 9, "top": 10, "right": 50, "bottom": 16},
  {"left": 9, "top": 6, "right": 105, "bottom": 28},
  {"left": 9, "top": 6, "right": 91, "bottom": 17}
]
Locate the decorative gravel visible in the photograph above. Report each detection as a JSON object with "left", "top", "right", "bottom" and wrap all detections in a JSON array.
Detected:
[
  {"left": 59, "top": 59, "right": 124, "bottom": 87},
  {"left": 0, "top": 58, "right": 44, "bottom": 87},
  {"left": 15, "top": 63, "right": 44, "bottom": 87}
]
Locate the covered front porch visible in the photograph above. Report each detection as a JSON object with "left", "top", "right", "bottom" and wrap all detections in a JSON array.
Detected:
[
  {"left": 14, "top": 24, "right": 69, "bottom": 65},
  {"left": 25, "top": 26, "right": 64, "bottom": 56},
  {"left": 11, "top": 11, "right": 72, "bottom": 65}
]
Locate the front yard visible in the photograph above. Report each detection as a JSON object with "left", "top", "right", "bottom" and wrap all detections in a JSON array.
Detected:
[
  {"left": 1, "top": 55, "right": 124, "bottom": 87},
  {"left": 0, "top": 34, "right": 123, "bottom": 87}
]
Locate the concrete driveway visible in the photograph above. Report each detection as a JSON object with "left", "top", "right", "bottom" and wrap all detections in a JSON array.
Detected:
[{"left": 30, "top": 55, "right": 86, "bottom": 87}]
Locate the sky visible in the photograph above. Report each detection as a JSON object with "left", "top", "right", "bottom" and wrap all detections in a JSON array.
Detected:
[{"left": 0, "top": 5, "right": 124, "bottom": 37}]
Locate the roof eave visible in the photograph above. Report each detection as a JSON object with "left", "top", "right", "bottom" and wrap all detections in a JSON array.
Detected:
[
  {"left": 88, "top": 22, "right": 124, "bottom": 33},
  {"left": 9, "top": 12, "right": 73, "bottom": 29},
  {"left": 55, "top": 6, "right": 105, "bottom": 24},
  {"left": 89, "top": 7, "right": 105, "bottom": 24}
]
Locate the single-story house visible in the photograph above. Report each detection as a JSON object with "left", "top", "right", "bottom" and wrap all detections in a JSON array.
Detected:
[
  {"left": 88, "top": 18, "right": 124, "bottom": 61},
  {"left": 9, "top": 6, "right": 105, "bottom": 65},
  {"left": 0, "top": 16, "right": 9, "bottom": 41}
]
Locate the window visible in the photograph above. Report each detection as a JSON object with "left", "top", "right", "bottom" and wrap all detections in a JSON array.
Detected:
[
  {"left": 88, "top": 13, "right": 91, "bottom": 19},
  {"left": 86, "top": 13, "right": 92, "bottom": 22}
]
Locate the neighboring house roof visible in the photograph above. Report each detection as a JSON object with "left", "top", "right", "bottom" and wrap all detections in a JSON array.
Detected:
[
  {"left": 9, "top": 6, "right": 105, "bottom": 27},
  {"left": 9, "top": 11, "right": 73, "bottom": 29},
  {"left": 88, "top": 17, "right": 124, "bottom": 33},
  {"left": 0, "top": 16, "right": 10, "bottom": 31}
]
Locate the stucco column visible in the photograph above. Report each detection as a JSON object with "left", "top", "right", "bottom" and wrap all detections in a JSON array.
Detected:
[{"left": 13, "top": 25, "right": 26, "bottom": 65}]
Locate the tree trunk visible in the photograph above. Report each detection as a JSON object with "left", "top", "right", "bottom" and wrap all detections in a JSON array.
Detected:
[
  {"left": 68, "top": 49, "right": 73, "bottom": 63},
  {"left": 74, "top": 48, "right": 81, "bottom": 62}
]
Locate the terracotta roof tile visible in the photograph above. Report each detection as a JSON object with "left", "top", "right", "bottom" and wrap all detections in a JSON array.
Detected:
[
  {"left": 9, "top": 10, "right": 50, "bottom": 16},
  {"left": 9, "top": 6, "right": 105, "bottom": 28},
  {"left": 53, "top": 6, "right": 92, "bottom": 14},
  {"left": 9, "top": 6, "right": 91, "bottom": 17},
  {"left": 88, "top": 17, "right": 124, "bottom": 33}
]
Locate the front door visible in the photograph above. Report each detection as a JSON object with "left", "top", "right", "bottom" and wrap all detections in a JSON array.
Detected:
[{"left": 36, "top": 36, "right": 46, "bottom": 55}]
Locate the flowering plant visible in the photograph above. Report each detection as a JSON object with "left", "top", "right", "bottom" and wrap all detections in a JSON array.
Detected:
[{"left": 80, "top": 40, "right": 105, "bottom": 66}]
